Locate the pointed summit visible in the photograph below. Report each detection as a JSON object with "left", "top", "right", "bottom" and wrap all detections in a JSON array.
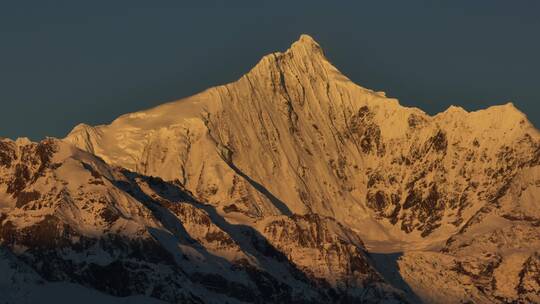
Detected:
[
  {"left": 287, "top": 34, "right": 324, "bottom": 57},
  {"left": 245, "top": 33, "right": 335, "bottom": 83},
  {"left": 291, "top": 34, "right": 321, "bottom": 49}
]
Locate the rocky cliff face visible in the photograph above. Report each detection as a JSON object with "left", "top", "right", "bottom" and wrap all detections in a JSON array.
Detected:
[
  {"left": 0, "top": 137, "right": 402, "bottom": 303},
  {"left": 1, "top": 35, "right": 539, "bottom": 303}
]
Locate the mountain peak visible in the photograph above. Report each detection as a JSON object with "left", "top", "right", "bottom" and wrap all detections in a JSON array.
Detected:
[
  {"left": 242, "top": 34, "right": 333, "bottom": 86},
  {"left": 287, "top": 34, "right": 323, "bottom": 56},
  {"left": 293, "top": 34, "right": 320, "bottom": 48},
  {"left": 484, "top": 101, "right": 527, "bottom": 119}
]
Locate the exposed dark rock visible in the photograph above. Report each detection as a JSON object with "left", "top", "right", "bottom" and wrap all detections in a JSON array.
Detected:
[
  {"left": 407, "top": 113, "right": 426, "bottom": 128},
  {"left": 7, "top": 164, "right": 31, "bottom": 196},
  {"left": 425, "top": 130, "right": 448, "bottom": 154},
  {"left": 204, "top": 231, "right": 235, "bottom": 246},
  {"left": 517, "top": 252, "right": 540, "bottom": 299},
  {"left": 99, "top": 207, "right": 120, "bottom": 224},
  {"left": 223, "top": 204, "right": 240, "bottom": 213},
  {"left": 403, "top": 189, "right": 421, "bottom": 210},
  {"left": 0, "top": 141, "right": 16, "bottom": 168},
  {"left": 15, "top": 190, "right": 41, "bottom": 208},
  {"left": 0, "top": 215, "right": 71, "bottom": 249}
]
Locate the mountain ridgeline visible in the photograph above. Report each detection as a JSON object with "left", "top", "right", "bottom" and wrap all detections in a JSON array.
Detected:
[{"left": 1, "top": 35, "right": 539, "bottom": 303}]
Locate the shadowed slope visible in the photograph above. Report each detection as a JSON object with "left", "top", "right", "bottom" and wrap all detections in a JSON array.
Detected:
[{"left": 0, "top": 137, "right": 405, "bottom": 303}]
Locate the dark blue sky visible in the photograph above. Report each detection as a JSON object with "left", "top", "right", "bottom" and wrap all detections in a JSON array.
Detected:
[{"left": 1, "top": 0, "right": 539, "bottom": 140}]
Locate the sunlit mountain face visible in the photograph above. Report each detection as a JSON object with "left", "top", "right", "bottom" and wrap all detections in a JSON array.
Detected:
[{"left": 1, "top": 35, "right": 539, "bottom": 304}]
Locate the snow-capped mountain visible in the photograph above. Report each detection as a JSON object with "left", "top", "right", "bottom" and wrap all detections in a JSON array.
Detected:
[{"left": 1, "top": 35, "right": 539, "bottom": 303}]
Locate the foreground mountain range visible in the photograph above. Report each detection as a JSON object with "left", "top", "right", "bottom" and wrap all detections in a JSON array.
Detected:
[{"left": 1, "top": 35, "right": 539, "bottom": 303}]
